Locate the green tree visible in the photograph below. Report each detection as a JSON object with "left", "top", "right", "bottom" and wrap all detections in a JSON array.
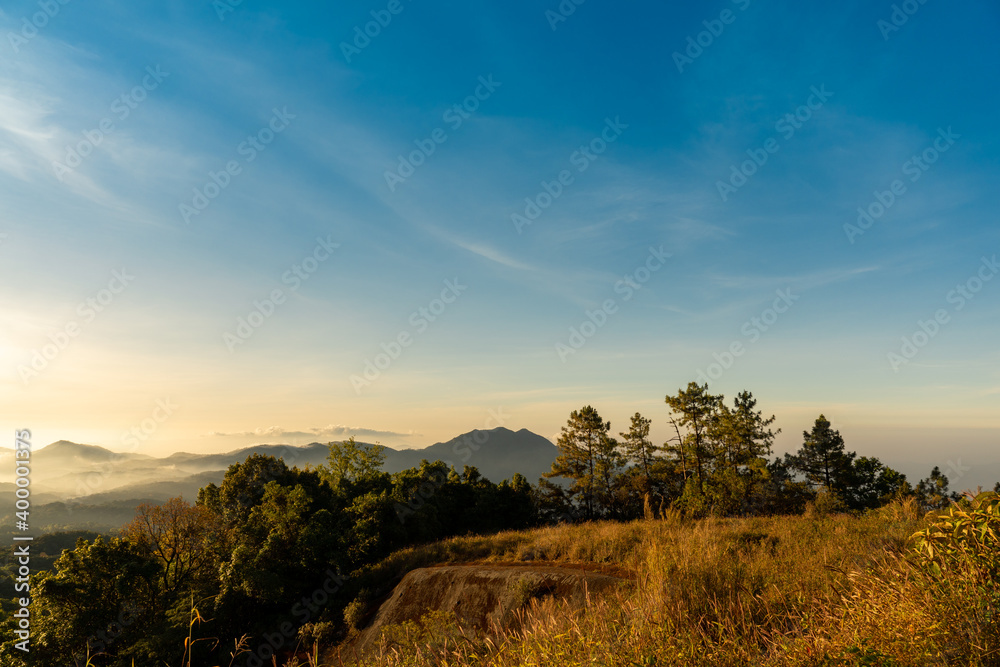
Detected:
[
  {"left": 664, "top": 383, "right": 724, "bottom": 497},
  {"left": 318, "top": 436, "right": 386, "bottom": 491},
  {"left": 216, "top": 475, "right": 343, "bottom": 647},
  {"left": 203, "top": 456, "right": 345, "bottom": 649},
  {"left": 757, "top": 457, "right": 813, "bottom": 515},
  {"left": 227, "top": 482, "right": 340, "bottom": 598},
  {"left": 212, "top": 454, "right": 296, "bottom": 525},
  {"left": 619, "top": 412, "right": 659, "bottom": 495},
  {"left": 345, "top": 488, "right": 405, "bottom": 565},
  {"left": 916, "top": 466, "right": 961, "bottom": 512},
  {"left": 122, "top": 497, "right": 222, "bottom": 595},
  {"left": 390, "top": 460, "right": 452, "bottom": 540},
  {"left": 786, "top": 414, "right": 855, "bottom": 497},
  {"left": 842, "top": 457, "right": 911, "bottom": 511},
  {"left": 706, "top": 391, "right": 780, "bottom": 513},
  {"left": 493, "top": 473, "right": 537, "bottom": 529},
  {"left": 5, "top": 537, "right": 160, "bottom": 666},
  {"left": 533, "top": 476, "right": 576, "bottom": 523},
  {"left": 544, "top": 406, "right": 621, "bottom": 520}
]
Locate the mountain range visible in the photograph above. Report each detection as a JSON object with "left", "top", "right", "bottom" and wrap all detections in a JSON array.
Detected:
[{"left": 0, "top": 427, "right": 560, "bottom": 537}]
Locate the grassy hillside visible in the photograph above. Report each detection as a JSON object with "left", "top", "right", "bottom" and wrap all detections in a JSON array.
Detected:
[{"left": 330, "top": 499, "right": 1000, "bottom": 666}]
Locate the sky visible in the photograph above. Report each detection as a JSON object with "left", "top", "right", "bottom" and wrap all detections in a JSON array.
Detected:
[{"left": 1, "top": 1, "right": 998, "bottom": 488}]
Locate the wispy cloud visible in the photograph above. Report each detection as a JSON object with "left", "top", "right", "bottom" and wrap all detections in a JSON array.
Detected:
[
  {"left": 209, "top": 425, "right": 419, "bottom": 440},
  {"left": 0, "top": 47, "right": 174, "bottom": 220},
  {"left": 0, "top": 85, "right": 62, "bottom": 180},
  {"left": 708, "top": 265, "right": 880, "bottom": 292},
  {"left": 450, "top": 237, "right": 537, "bottom": 272}
]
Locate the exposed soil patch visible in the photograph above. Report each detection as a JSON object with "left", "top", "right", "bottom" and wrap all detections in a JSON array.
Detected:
[{"left": 339, "top": 563, "right": 626, "bottom": 660}]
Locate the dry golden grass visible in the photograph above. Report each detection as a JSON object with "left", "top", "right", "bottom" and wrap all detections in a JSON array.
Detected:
[{"left": 317, "top": 497, "right": 1000, "bottom": 666}]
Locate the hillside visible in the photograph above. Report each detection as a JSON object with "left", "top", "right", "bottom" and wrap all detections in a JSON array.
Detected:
[
  {"left": 327, "top": 504, "right": 999, "bottom": 666},
  {"left": 347, "top": 563, "right": 624, "bottom": 658}
]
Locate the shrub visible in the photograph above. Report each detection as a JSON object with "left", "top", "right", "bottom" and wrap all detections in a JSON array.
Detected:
[
  {"left": 343, "top": 595, "right": 370, "bottom": 633},
  {"left": 911, "top": 491, "right": 1000, "bottom": 581},
  {"left": 805, "top": 488, "right": 845, "bottom": 517}
]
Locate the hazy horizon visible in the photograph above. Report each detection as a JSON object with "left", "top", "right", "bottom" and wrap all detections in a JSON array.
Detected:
[{"left": 8, "top": 421, "right": 999, "bottom": 495}]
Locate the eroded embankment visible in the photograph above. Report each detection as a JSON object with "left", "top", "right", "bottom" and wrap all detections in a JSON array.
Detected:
[{"left": 342, "top": 562, "right": 625, "bottom": 659}]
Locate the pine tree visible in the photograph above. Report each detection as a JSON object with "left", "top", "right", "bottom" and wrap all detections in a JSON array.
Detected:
[
  {"left": 708, "top": 391, "right": 779, "bottom": 512},
  {"left": 787, "top": 414, "right": 855, "bottom": 495},
  {"left": 664, "top": 383, "right": 724, "bottom": 496},
  {"left": 620, "top": 412, "right": 658, "bottom": 494},
  {"left": 713, "top": 391, "right": 778, "bottom": 468},
  {"left": 595, "top": 428, "right": 625, "bottom": 519},
  {"left": 916, "top": 466, "right": 960, "bottom": 511},
  {"left": 544, "top": 405, "right": 618, "bottom": 520},
  {"left": 845, "top": 457, "right": 910, "bottom": 511}
]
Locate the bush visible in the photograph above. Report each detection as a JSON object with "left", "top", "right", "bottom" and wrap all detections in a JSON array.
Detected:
[
  {"left": 298, "top": 620, "right": 339, "bottom": 646},
  {"left": 805, "top": 488, "right": 845, "bottom": 517},
  {"left": 343, "top": 595, "right": 370, "bottom": 633},
  {"left": 911, "top": 491, "right": 1000, "bottom": 580},
  {"left": 812, "top": 492, "right": 1000, "bottom": 664}
]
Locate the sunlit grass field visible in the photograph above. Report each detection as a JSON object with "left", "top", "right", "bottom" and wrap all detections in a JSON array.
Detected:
[{"left": 326, "top": 496, "right": 1000, "bottom": 667}]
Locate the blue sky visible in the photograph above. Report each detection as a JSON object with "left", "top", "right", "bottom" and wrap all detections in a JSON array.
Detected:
[{"left": 1, "top": 1, "right": 998, "bottom": 487}]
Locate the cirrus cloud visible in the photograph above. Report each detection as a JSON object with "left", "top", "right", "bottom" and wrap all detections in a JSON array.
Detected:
[{"left": 209, "top": 424, "right": 419, "bottom": 439}]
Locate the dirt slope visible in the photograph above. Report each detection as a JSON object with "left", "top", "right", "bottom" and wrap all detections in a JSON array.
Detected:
[{"left": 344, "top": 563, "right": 625, "bottom": 659}]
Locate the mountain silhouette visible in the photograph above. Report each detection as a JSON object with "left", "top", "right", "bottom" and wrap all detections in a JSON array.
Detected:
[
  {"left": 0, "top": 427, "right": 560, "bottom": 537},
  {"left": 382, "top": 427, "right": 559, "bottom": 483}
]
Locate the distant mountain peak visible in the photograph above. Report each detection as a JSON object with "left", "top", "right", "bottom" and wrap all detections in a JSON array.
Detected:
[
  {"left": 31, "top": 441, "right": 159, "bottom": 467},
  {"left": 42, "top": 440, "right": 114, "bottom": 455},
  {"left": 18, "top": 428, "right": 559, "bottom": 504},
  {"left": 47, "top": 439, "right": 94, "bottom": 448},
  {"left": 386, "top": 426, "right": 558, "bottom": 483}
]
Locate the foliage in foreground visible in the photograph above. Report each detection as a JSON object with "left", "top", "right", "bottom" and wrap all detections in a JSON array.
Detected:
[{"left": 348, "top": 494, "right": 1000, "bottom": 667}]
